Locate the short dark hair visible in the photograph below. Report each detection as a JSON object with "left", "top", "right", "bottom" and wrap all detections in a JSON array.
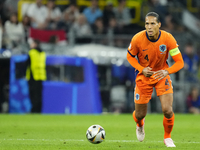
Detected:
[
  {"left": 146, "top": 12, "right": 160, "bottom": 23},
  {"left": 186, "top": 41, "right": 193, "bottom": 47}
]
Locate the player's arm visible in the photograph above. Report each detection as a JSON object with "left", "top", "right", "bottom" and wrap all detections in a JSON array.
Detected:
[
  {"left": 127, "top": 51, "right": 144, "bottom": 73},
  {"left": 166, "top": 47, "right": 184, "bottom": 74},
  {"left": 127, "top": 37, "right": 144, "bottom": 73},
  {"left": 127, "top": 52, "right": 153, "bottom": 77},
  {"left": 154, "top": 47, "right": 184, "bottom": 80}
]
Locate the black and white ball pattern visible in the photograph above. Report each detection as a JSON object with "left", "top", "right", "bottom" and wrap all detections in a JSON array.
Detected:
[{"left": 86, "top": 125, "right": 106, "bottom": 144}]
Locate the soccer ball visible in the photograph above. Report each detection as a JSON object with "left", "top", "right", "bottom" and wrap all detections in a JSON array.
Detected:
[{"left": 86, "top": 124, "right": 106, "bottom": 144}]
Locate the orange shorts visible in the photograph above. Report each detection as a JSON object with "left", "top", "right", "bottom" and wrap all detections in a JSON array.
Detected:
[{"left": 134, "top": 75, "right": 173, "bottom": 104}]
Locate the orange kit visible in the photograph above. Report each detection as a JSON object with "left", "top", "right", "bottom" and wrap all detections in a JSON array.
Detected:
[{"left": 127, "top": 30, "right": 181, "bottom": 104}]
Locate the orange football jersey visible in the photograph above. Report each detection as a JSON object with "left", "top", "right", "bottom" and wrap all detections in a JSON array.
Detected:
[{"left": 127, "top": 30, "right": 178, "bottom": 84}]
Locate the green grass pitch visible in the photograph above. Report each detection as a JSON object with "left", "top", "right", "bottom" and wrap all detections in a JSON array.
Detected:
[{"left": 0, "top": 114, "right": 200, "bottom": 150}]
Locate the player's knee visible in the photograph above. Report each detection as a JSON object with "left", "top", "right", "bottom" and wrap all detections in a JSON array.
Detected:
[
  {"left": 162, "top": 108, "right": 173, "bottom": 118},
  {"left": 135, "top": 111, "right": 146, "bottom": 120}
]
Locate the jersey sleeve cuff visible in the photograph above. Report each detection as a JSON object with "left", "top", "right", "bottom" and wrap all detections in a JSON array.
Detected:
[
  {"left": 165, "top": 68, "right": 171, "bottom": 74},
  {"left": 138, "top": 66, "right": 145, "bottom": 73}
]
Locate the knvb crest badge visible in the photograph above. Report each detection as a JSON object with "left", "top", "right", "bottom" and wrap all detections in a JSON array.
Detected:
[
  {"left": 159, "top": 44, "right": 167, "bottom": 54},
  {"left": 135, "top": 93, "right": 140, "bottom": 100}
]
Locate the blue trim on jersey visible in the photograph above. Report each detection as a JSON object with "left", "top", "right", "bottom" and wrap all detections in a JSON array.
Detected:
[
  {"left": 127, "top": 50, "right": 139, "bottom": 80},
  {"left": 135, "top": 70, "right": 139, "bottom": 78},
  {"left": 146, "top": 30, "right": 161, "bottom": 42},
  {"left": 127, "top": 50, "right": 135, "bottom": 58}
]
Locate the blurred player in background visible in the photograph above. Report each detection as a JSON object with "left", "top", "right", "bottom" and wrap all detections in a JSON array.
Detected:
[
  {"left": 186, "top": 86, "right": 200, "bottom": 114},
  {"left": 127, "top": 12, "right": 184, "bottom": 147},
  {"left": 26, "top": 39, "right": 46, "bottom": 113}
]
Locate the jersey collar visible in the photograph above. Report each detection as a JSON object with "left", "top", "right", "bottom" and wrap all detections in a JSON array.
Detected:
[{"left": 146, "top": 30, "right": 161, "bottom": 42}]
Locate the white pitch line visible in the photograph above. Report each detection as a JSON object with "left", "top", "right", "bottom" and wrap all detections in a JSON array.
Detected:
[{"left": 1, "top": 139, "right": 200, "bottom": 144}]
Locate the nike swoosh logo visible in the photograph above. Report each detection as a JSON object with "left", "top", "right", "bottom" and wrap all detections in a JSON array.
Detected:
[{"left": 143, "top": 49, "right": 148, "bottom": 51}]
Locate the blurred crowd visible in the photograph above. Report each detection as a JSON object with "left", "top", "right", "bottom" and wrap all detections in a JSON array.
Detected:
[
  {"left": 0, "top": 0, "right": 193, "bottom": 51},
  {"left": 0, "top": 0, "right": 140, "bottom": 50}
]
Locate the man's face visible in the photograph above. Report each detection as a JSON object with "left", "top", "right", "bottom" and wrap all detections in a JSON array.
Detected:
[
  {"left": 47, "top": 1, "right": 54, "bottom": 8},
  {"left": 30, "top": 42, "right": 37, "bottom": 49},
  {"left": 185, "top": 45, "right": 193, "bottom": 55},
  {"left": 91, "top": 0, "right": 98, "bottom": 8},
  {"left": 36, "top": 0, "right": 42, "bottom": 5},
  {"left": 78, "top": 15, "right": 86, "bottom": 25},
  {"left": 145, "top": 16, "right": 161, "bottom": 38},
  {"left": 192, "top": 88, "right": 199, "bottom": 101}
]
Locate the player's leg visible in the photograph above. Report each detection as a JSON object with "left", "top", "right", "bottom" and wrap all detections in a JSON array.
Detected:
[
  {"left": 133, "top": 103, "right": 147, "bottom": 142},
  {"left": 156, "top": 76, "right": 175, "bottom": 147},
  {"left": 159, "top": 93, "right": 176, "bottom": 147},
  {"left": 133, "top": 81, "right": 152, "bottom": 142},
  {"left": 133, "top": 103, "right": 147, "bottom": 126},
  {"left": 159, "top": 93, "right": 174, "bottom": 137}
]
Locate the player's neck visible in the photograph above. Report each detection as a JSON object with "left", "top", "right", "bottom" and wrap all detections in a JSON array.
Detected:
[
  {"left": 150, "top": 32, "right": 159, "bottom": 40},
  {"left": 146, "top": 30, "right": 161, "bottom": 42}
]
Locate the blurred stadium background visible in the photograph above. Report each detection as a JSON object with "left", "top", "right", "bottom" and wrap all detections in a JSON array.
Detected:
[{"left": 0, "top": 0, "right": 200, "bottom": 114}]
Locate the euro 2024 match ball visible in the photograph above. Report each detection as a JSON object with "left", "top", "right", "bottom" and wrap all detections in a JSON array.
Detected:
[{"left": 86, "top": 125, "right": 106, "bottom": 144}]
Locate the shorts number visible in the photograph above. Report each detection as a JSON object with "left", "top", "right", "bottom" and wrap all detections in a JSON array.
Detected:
[{"left": 144, "top": 54, "right": 149, "bottom": 61}]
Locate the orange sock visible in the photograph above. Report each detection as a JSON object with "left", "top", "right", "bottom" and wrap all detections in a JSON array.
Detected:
[
  {"left": 132, "top": 111, "right": 144, "bottom": 127},
  {"left": 163, "top": 113, "right": 174, "bottom": 139}
]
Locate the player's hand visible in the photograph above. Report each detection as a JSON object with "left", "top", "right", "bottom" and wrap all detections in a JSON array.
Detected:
[
  {"left": 142, "top": 67, "right": 154, "bottom": 77},
  {"left": 153, "top": 70, "right": 169, "bottom": 81}
]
